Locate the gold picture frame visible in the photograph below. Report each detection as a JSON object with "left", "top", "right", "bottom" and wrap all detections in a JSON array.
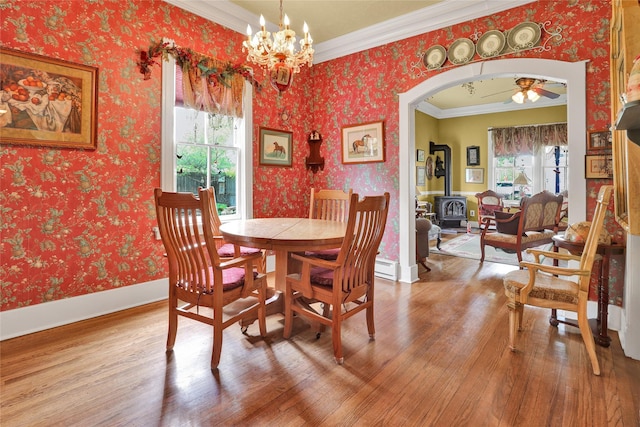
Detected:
[
  {"left": 0, "top": 47, "right": 98, "bottom": 150},
  {"left": 587, "top": 130, "right": 612, "bottom": 151},
  {"left": 341, "top": 120, "right": 385, "bottom": 164},
  {"left": 259, "top": 127, "right": 292, "bottom": 167},
  {"left": 465, "top": 167, "right": 484, "bottom": 183},
  {"left": 585, "top": 154, "right": 613, "bottom": 179}
]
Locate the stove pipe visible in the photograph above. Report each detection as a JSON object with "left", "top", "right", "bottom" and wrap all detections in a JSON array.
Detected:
[{"left": 429, "top": 141, "right": 451, "bottom": 196}]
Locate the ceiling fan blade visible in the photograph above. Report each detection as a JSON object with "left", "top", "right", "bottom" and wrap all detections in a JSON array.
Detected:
[
  {"left": 480, "top": 88, "right": 514, "bottom": 98},
  {"left": 534, "top": 88, "right": 560, "bottom": 99}
]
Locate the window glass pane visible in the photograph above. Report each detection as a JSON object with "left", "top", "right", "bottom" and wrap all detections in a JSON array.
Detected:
[
  {"left": 210, "top": 146, "right": 238, "bottom": 216},
  {"left": 176, "top": 144, "right": 207, "bottom": 195},
  {"left": 206, "top": 114, "right": 235, "bottom": 146},
  {"left": 175, "top": 108, "right": 205, "bottom": 143}
]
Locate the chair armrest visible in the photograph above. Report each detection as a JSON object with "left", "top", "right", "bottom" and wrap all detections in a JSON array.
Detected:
[
  {"left": 290, "top": 252, "right": 340, "bottom": 269},
  {"left": 218, "top": 251, "right": 264, "bottom": 269},
  {"left": 526, "top": 248, "right": 582, "bottom": 263},
  {"left": 518, "top": 261, "right": 590, "bottom": 278},
  {"left": 289, "top": 253, "right": 341, "bottom": 298}
]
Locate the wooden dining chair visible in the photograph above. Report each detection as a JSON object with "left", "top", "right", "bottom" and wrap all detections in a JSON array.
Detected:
[
  {"left": 305, "top": 188, "right": 353, "bottom": 260},
  {"left": 284, "top": 192, "right": 390, "bottom": 364},
  {"left": 200, "top": 187, "right": 266, "bottom": 273},
  {"left": 153, "top": 188, "right": 267, "bottom": 370},
  {"left": 309, "top": 188, "right": 353, "bottom": 222},
  {"left": 502, "top": 185, "right": 613, "bottom": 375}
]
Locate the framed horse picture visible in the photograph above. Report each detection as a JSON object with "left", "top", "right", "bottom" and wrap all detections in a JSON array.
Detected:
[
  {"left": 259, "top": 127, "right": 292, "bottom": 167},
  {"left": 341, "top": 120, "right": 385, "bottom": 164}
]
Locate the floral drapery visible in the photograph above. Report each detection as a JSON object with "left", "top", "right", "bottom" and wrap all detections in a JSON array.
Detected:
[
  {"left": 176, "top": 58, "right": 245, "bottom": 117},
  {"left": 491, "top": 123, "right": 568, "bottom": 156},
  {"left": 138, "top": 41, "right": 256, "bottom": 118}
]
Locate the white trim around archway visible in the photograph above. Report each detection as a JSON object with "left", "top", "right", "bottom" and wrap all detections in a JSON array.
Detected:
[{"left": 398, "top": 58, "right": 587, "bottom": 283}]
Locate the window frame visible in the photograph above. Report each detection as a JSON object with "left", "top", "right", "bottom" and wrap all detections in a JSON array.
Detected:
[
  {"left": 487, "top": 130, "right": 568, "bottom": 199},
  {"left": 160, "top": 41, "right": 254, "bottom": 220}
]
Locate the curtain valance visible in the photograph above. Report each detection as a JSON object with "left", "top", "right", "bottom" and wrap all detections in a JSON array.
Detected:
[
  {"left": 175, "top": 55, "right": 245, "bottom": 118},
  {"left": 138, "top": 41, "right": 255, "bottom": 118},
  {"left": 491, "top": 123, "right": 567, "bottom": 156}
]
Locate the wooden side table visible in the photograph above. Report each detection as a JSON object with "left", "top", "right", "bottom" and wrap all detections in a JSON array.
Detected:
[{"left": 550, "top": 235, "right": 626, "bottom": 347}]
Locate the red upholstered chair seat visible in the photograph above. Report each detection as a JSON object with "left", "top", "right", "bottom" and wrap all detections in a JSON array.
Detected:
[{"left": 217, "top": 243, "right": 261, "bottom": 258}]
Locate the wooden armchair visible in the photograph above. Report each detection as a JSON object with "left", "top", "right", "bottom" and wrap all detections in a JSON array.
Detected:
[
  {"left": 480, "top": 190, "right": 563, "bottom": 263},
  {"left": 502, "top": 185, "right": 613, "bottom": 375},
  {"left": 200, "top": 187, "right": 266, "bottom": 273},
  {"left": 309, "top": 188, "right": 352, "bottom": 222},
  {"left": 284, "top": 193, "right": 390, "bottom": 364},
  {"left": 475, "top": 190, "right": 506, "bottom": 227},
  {"left": 305, "top": 188, "right": 353, "bottom": 260},
  {"left": 154, "top": 188, "right": 267, "bottom": 370}
]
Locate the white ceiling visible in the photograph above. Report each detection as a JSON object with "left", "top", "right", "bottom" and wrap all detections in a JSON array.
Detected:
[
  {"left": 229, "top": 0, "right": 445, "bottom": 45},
  {"left": 162, "top": 0, "right": 566, "bottom": 116}
]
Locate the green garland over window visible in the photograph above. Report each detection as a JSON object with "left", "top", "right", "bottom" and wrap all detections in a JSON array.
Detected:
[{"left": 137, "top": 41, "right": 260, "bottom": 90}]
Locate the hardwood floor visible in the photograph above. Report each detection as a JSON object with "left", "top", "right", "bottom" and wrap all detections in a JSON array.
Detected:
[{"left": 2, "top": 254, "right": 639, "bottom": 426}]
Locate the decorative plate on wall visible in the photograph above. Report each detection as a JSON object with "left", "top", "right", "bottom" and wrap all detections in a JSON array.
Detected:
[
  {"left": 476, "top": 30, "right": 506, "bottom": 58},
  {"left": 507, "top": 22, "right": 541, "bottom": 50},
  {"left": 447, "top": 38, "right": 475, "bottom": 65},
  {"left": 426, "top": 156, "right": 434, "bottom": 180},
  {"left": 423, "top": 45, "right": 446, "bottom": 69}
]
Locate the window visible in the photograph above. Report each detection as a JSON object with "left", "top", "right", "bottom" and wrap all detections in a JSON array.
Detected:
[
  {"left": 160, "top": 44, "right": 253, "bottom": 220},
  {"left": 491, "top": 146, "right": 568, "bottom": 200},
  {"left": 175, "top": 109, "right": 239, "bottom": 216}
]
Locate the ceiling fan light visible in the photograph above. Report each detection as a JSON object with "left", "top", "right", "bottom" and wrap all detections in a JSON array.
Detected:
[
  {"left": 527, "top": 89, "right": 540, "bottom": 102},
  {"left": 512, "top": 91, "right": 525, "bottom": 104}
]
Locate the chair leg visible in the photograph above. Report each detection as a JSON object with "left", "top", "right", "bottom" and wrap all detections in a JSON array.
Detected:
[
  {"left": 166, "top": 292, "right": 178, "bottom": 351},
  {"left": 419, "top": 259, "right": 431, "bottom": 272},
  {"left": 283, "top": 282, "right": 294, "bottom": 339},
  {"left": 516, "top": 303, "right": 524, "bottom": 331},
  {"left": 507, "top": 300, "right": 519, "bottom": 351},
  {"left": 366, "top": 303, "right": 375, "bottom": 340},
  {"left": 332, "top": 315, "right": 343, "bottom": 365},
  {"left": 577, "top": 308, "right": 601, "bottom": 375},
  {"left": 211, "top": 316, "right": 223, "bottom": 370},
  {"left": 480, "top": 241, "right": 486, "bottom": 262},
  {"left": 257, "top": 283, "right": 267, "bottom": 337}
]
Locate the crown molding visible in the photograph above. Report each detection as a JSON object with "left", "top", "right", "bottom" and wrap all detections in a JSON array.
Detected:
[
  {"left": 416, "top": 94, "right": 568, "bottom": 119},
  {"left": 313, "top": 0, "right": 535, "bottom": 63},
  {"left": 163, "top": 0, "right": 536, "bottom": 63}
]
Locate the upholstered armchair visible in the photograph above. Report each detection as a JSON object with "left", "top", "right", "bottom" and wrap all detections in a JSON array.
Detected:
[
  {"left": 480, "top": 190, "right": 563, "bottom": 264},
  {"left": 416, "top": 217, "right": 441, "bottom": 271},
  {"left": 475, "top": 190, "right": 506, "bottom": 227}
]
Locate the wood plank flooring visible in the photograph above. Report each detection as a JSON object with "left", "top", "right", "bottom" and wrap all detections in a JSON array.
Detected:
[{"left": 2, "top": 253, "right": 639, "bottom": 426}]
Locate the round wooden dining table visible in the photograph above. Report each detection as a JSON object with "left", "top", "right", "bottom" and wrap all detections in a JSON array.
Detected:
[{"left": 219, "top": 217, "right": 346, "bottom": 291}]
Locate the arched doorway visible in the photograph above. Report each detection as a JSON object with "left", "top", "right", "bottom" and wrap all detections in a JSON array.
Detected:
[{"left": 398, "top": 58, "right": 588, "bottom": 283}]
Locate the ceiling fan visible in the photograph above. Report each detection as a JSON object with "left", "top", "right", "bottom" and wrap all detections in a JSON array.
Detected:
[
  {"left": 509, "top": 77, "right": 561, "bottom": 104},
  {"left": 479, "top": 77, "right": 563, "bottom": 104}
]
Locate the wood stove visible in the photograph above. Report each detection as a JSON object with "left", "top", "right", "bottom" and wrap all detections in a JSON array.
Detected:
[
  {"left": 430, "top": 141, "right": 467, "bottom": 228},
  {"left": 434, "top": 196, "right": 467, "bottom": 227}
]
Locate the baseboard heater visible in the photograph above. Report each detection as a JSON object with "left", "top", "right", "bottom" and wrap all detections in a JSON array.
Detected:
[{"left": 374, "top": 258, "right": 398, "bottom": 281}]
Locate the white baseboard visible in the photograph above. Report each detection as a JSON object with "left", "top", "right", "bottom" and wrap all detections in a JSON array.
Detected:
[
  {"left": 0, "top": 278, "right": 168, "bottom": 341},
  {"left": 375, "top": 258, "right": 398, "bottom": 281}
]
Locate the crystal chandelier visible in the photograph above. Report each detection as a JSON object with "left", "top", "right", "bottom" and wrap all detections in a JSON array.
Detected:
[{"left": 242, "top": 0, "right": 314, "bottom": 93}]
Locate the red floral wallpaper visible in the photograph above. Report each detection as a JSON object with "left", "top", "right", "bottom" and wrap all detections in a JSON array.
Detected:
[{"left": 0, "top": 0, "right": 622, "bottom": 311}]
